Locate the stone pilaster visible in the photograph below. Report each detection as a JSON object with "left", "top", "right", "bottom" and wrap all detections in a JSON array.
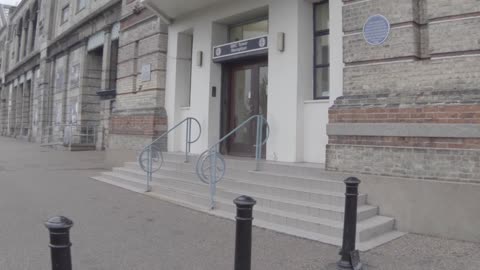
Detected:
[
  {"left": 26, "top": 17, "right": 34, "bottom": 55},
  {"left": 19, "top": 25, "right": 27, "bottom": 60},
  {"left": 101, "top": 28, "right": 112, "bottom": 91}
]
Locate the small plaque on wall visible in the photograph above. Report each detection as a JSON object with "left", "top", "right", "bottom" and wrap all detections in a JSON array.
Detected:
[
  {"left": 141, "top": 64, "right": 151, "bottom": 82},
  {"left": 363, "top": 15, "right": 391, "bottom": 46}
]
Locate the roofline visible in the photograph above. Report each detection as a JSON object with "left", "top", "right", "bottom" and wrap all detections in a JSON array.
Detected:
[
  {"left": 0, "top": 4, "right": 8, "bottom": 27},
  {"left": 9, "top": 0, "right": 31, "bottom": 21}
]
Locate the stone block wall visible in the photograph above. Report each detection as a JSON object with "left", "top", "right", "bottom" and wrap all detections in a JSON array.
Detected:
[
  {"left": 0, "top": 0, "right": 164, "bottom": 152},
  {"left": 108, "top": 0, "right": 167, "bottom": 151},
  {"left": 53, "top": 0, "right": 120, "bottom": 38},
  {"left": 327, "top": 0, "right": 480, "bottom": 182}
]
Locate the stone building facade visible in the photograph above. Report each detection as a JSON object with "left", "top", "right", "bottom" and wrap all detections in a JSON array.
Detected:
[
  {"left": 326, "top": 0, "right": 480, "bottom": 182},
  {"left": 0, "top": 0, "right": 166, "bottom": 154},
  {"left": 107, "top": 0, "right": 167, "bottom": 161},
  {"left": 6, "top": 0, "right": 476, "bottom": 183}
]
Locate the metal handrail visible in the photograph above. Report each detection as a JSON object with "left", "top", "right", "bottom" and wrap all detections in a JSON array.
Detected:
[
  {"left": 138, "top": 117, "right": 201, "bottom": 192},
  {"left": 195, "top": 114, "right": 269, "bottom": 209}
]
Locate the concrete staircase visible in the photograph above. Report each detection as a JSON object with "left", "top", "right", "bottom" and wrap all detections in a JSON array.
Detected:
[{"left": 92, "top": 152, "right": 405, "bottom": 251}]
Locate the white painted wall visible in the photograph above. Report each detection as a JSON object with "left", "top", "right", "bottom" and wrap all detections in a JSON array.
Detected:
[
  {"left": 164, "top": 0, "right": 343, "bottom": 164},
  {"left": 302, "top": 0, "right": 344, "bottom": 163}
]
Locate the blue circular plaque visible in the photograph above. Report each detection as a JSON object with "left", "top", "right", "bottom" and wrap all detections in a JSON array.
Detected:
[{"left": 363, "top": 15, "right": 391, "bottom": 46}]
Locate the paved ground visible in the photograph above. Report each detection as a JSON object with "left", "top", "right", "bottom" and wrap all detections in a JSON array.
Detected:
[{"left": 0, "top": 137, "right": 479, "bottom": 270}]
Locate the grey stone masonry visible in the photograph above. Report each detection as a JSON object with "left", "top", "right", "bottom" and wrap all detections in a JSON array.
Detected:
[
  {"left": 427, "top": 0, "right": 480, "bottom": 19},
  {"left": 331, "top": 0, "right": 480, "bottom": 183},
  {"left": 0, "top": 0, "right": 125, "bottom": 148},
  {"left": 326, "top": 145, "right": 480, "bottom": 183},
  {"left": 108, "top": 0, "right": 168, "bottom": 151},
  {"left": 344, "top": 56, "right": 480, "bottom": 96}
]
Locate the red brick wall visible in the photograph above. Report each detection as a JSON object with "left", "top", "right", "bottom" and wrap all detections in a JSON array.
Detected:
[
  {"left": 110, "top": 114, "right": 167, "bottom": 137},
  {"left": 328, "top": 103, "right": 480, "bottom": 153}
]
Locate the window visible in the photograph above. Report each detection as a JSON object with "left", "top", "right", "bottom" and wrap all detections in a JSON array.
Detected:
[
  {"left": 313, "top": 1, "right": 329, "bottom": 99},
  {"left": 229, "top": 19, "right": 268, "bottom": 42},
  {"left": 61, "top": 5, "right": 70, "bottom": 24},
  {"left": 77, "top": 0, "right": 86, "bottom": 12}
]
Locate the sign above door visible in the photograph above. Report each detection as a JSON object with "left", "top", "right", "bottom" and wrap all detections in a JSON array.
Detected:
[{"left": 212, "top": 35, "right": 268, "bottom": 63}]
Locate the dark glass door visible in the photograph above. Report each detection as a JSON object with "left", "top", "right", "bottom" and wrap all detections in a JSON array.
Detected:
[{"left": 226, "top": 60, "right": 268, "bottom": 157}]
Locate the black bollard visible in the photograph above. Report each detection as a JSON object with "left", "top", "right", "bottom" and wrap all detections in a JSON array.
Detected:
[
  {"left": 45, "top": 216, "right": 74, "bottom": 270},
  {"left": 233, "top": 195, "right": 256, "bottom": 270},
  {"left": 337, "top": 177, "right": 363, "bottom": 270}
]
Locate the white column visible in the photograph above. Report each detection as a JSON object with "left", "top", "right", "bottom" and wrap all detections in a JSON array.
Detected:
[
  {"left": 266, "top": 0, "right": 305, "bottom": 162},
  {"left": 329, "top": 0, "right": 344, "bottom": 104}
]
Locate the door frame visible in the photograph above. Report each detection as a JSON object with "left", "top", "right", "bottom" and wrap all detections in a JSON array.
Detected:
[{"left": 220, "top": 57, "right": 268, "bottom": 157}]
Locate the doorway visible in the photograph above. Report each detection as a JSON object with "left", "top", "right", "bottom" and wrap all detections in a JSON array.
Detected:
[{"left": 223, "top": 59, "right": 268, "bottom": 157}]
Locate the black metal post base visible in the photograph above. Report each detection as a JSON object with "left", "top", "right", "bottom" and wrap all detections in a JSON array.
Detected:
[
  {"left": 337, "top": 259, "right": 353, "bottom": 269},
  {"left": 336, "top": 177, "right": 364, "bottom": 270},
  {"left": 45, "top": 216, "right": 73, "bottom": 270},
  {"left": 233, "top": 195, "right": 256, "bottom": 270}
]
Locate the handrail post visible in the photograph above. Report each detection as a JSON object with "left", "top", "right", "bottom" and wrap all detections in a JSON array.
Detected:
[
  {"left": 147, "top": 145, "right": 152, "bottom": 192},
  {"left": 209, "top": 146, "right": 218, "bottom": 209},
  {"left": 255, "top": 116, "right": 263, "bottom": 171},
  {"left": 195, "top": 115, "right": 268, "bottom": 206},
  {"left": 69, "top": 126, "right": 72, "bottom": 151},
  {"left": 185, "top": 118, "right": 191, "bottom": 163}
]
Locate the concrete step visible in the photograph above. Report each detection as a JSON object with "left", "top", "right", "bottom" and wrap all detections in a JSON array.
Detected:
[
  {"left": 113, "top": 167, "right": 368, "bottom": 208},
  {"left": 160, "top": 152, "right": 347, "bottom": 180},
  {"left": 123, "top": 161, "right": 348, "bottom": 194},
  {"left": 126, "top": 154, "right": 352, "bottom": 190},
  {"left": 113, "top": 167, "right": 377, "bottom": 221},
  {"left": 126, "top": 157, "right": 327, "bottom": 181},
  {"left": 94, "top": 171, "right": 395, "bottom": 243},
  {"left": 98, "top": 172, "right": 148, "bottom": 191},
  {"left": 91, "top": 175, "right": 146, "bottom": 194}
]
